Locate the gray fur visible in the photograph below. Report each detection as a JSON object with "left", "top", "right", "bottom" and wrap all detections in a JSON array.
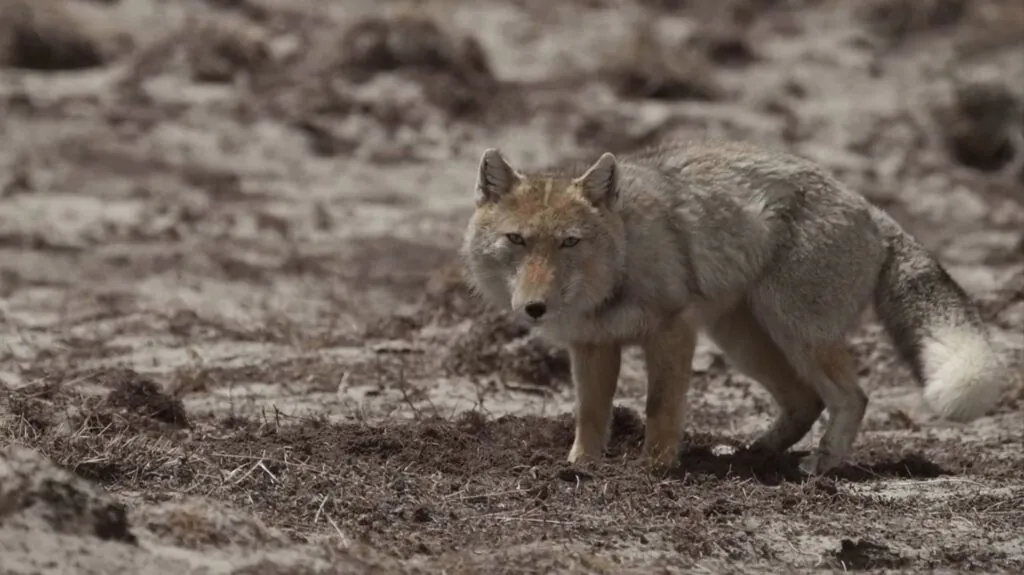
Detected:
[
  {"left": 870, "top": 207, "right": 984, "bottom": 380},
  {"left": 462, "top": 139, "right": 1017, "bottom": 474}
]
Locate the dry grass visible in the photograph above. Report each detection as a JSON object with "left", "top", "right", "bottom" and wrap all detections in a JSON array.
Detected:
[{"left": 2, "top": 368, "right": 1021, "bottom": 572}]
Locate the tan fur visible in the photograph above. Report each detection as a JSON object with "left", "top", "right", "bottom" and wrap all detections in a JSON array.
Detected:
[
  {"left": 640, "top": 314, "right": 697, "bottom": 467},
  {"left": 566, "top": 341, "right": 621, "bottom": 464}
]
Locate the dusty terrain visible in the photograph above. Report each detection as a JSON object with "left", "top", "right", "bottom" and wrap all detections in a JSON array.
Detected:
[{"left": 1, "top": 0, "right": 1024, "bottom": 573}]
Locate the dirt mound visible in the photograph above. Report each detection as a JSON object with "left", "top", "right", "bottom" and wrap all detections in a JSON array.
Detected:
[
  {"left": 282, "top": 10, "right": 506, "bottom": 148},
  {"left": 830, "top": 538, "right": 910, "bottom": 571},
  {"left": 0, "top": 445, "right": 135, "bottom": 543},
  {"left": 443, "top": 312, "right": 571, "bottom": 388},
  {"left": 0, "top": 0, "right": 113, "bottom": 70},
  {"left": 859, "top": 0, "right": 968, "bottom": 43},
  {"left": 103, "top": 368, "right": 190, "bottom": 428},
  {"left": 185, "top": 15, "right": 270, "bottom": 83},
  {"left": 3, "top": 367, "right": 188, "bottom": 434},
  {"left": 602, "top": 17, "right": 723, "bottom": 101},
  {"left": 934, "top": 78, "right": 1022, "bottom": 172},
  {"left": 338, "top": 13, "right": 493, "bottom": 87},
  {"left": 365, "top": 260, "right": 571, "bottom": 389}
]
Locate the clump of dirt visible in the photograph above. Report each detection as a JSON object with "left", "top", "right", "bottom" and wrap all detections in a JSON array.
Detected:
[
  {"left": 0, "top": 0, "right": 112, "bottom": 70},
  {"left": 935, "top": 78, "right": 1021, "bottom": 172},
  {"left": 337, "top": 13, "right": 498, "bottom": 118},
  {"left": 602, "top": 17, "right": 723, "bottom": 101},
  {"left": 442, "top": 311, "right": 570, "bottom": 388},
  {"left": 102, "top": 367, "right": 190, "bottom": 428},
  {"left": 686, "top": 24, "right": 759, "bottom": 67},
  {"left": 185, "top": 14, "right": 270, "bottom": 83},
  {"left": 442, "top": 310, "right": 524, "bottom": 368},
  {"left": 859, "top": 0, "right": 968, "bottom": 44},
  {"left": 503, "top": 336, "right": 572, "bottom": 388},
  {"left": 830, "top": 538, "right": 909, "bottom": 571},
  {"left": 638, "top": 0, "right": 689, "bottom": 10},
  {"left": 0, "top": 445, "right": 136, "bottom": 543},
  {"left": 202, "top": 0, "right": 270, "bottom": 23}
]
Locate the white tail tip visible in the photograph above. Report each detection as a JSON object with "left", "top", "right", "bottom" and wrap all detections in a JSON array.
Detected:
[{"left": 920, "top": 327, "right": 1013, "bottom": 422}]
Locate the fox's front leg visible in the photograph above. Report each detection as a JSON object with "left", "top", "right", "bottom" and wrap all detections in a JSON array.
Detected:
[
  {"left": 567, "top": 341, "right": 622, "bottom": 464},
  {"left": 641, "top": 315, "right": 698, "bottom": 467}
]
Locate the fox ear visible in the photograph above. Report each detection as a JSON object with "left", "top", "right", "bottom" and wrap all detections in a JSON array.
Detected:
[
  {"left": 476, "top": 148, "right": 520, "bottom": 206},
  {"left": 574, "top": 152, "right": 618, "bottom": 208}
]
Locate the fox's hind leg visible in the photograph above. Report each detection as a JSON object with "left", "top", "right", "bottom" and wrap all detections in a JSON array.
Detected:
[
  {"left": 749, "top": 299, "right": 869, "bottom": 475},
  {"left": 707, "top": 305, "right": 825, "bottom": 454},
  {"left": 792, "top": 344, "right": 864, "bottom": 475}
]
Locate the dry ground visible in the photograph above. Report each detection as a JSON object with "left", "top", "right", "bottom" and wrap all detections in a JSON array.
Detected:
[{"left": 1, "top": 0, "right": 1024, "bottom": 573}]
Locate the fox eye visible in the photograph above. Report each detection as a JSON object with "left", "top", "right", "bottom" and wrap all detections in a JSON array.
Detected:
[
  {"left": 505, "top": 233, "right": 525, "bottom": 246},
  {"left": 560, "top": 236, "right": 581, "bottom": 248}
]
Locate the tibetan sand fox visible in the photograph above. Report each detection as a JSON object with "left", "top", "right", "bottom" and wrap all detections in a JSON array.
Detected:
[{"left": 461, "top": 139, "right": 1020, "bottom": 475}]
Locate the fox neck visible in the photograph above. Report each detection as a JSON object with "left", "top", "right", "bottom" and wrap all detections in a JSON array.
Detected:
[{"left": 584, "top": 267, "right": 628, "bottom": 318}]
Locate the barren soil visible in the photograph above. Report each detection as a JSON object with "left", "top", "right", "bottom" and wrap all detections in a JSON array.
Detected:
[{"left": 2, "top": 0, "right": 1024, "bottom": 573}]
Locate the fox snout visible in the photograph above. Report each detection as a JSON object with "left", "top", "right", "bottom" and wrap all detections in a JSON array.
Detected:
[{"left": 511, "top": 255, "right": 558, "bottom": 321}]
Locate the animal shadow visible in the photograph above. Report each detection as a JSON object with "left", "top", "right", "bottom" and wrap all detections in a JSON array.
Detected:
[{"left": 666, "top": 444, "right": 949, "bottom": 486}]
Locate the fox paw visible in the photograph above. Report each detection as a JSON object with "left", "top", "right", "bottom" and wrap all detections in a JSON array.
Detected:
[
  {"left": 642, "top": 448, "right": 678, "bottom": 472},
  {"left": 798, "top": 452, "right": 842, "bottom": 476},
  {"left": 567, "top": 443, "right": 601, "bottom": 465}
]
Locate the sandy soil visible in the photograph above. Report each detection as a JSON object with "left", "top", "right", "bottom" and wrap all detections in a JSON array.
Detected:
[{"left": 1, "top": 0, "right": 1023, "bottom": 572}]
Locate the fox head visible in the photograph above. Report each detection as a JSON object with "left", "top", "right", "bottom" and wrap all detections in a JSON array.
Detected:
[{"left": 462, "top": 148, "right": 626, "bottom": 325}]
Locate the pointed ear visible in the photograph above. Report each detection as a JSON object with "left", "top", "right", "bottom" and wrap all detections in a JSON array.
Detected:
[
  {"left": 475, "top": 148, "right": 520, "bottom": 206},
  {"left": 573, "top": 152, "right": 619, "bottom": 208}
]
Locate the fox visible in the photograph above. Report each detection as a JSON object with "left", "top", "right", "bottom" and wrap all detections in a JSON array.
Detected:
[{"left": 460, "top": 138, "right": 1020, "bottom": 475}]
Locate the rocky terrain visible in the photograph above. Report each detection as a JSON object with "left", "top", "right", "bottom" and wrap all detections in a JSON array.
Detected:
[{"left": 1, "top": 0, "right": 1023, "bottom": 572}]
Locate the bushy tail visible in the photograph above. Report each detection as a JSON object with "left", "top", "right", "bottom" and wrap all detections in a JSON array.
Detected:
[{"left": 870, "top": 208, "right": 1015, "bottom": 422}]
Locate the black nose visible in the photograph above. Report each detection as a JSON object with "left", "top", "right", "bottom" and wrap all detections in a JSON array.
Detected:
[{"left": 524, "top": 302, "right": 547, "bottom": 319}]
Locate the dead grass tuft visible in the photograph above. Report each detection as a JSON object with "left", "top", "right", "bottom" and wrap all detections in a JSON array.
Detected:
[{"left": 102, "top": 367, "right": 191, "bottom": 428}]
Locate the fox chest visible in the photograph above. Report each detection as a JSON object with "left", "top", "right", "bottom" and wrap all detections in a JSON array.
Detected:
[{"left": 541, "top": 301, "right": 678, "bottom": 346}]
